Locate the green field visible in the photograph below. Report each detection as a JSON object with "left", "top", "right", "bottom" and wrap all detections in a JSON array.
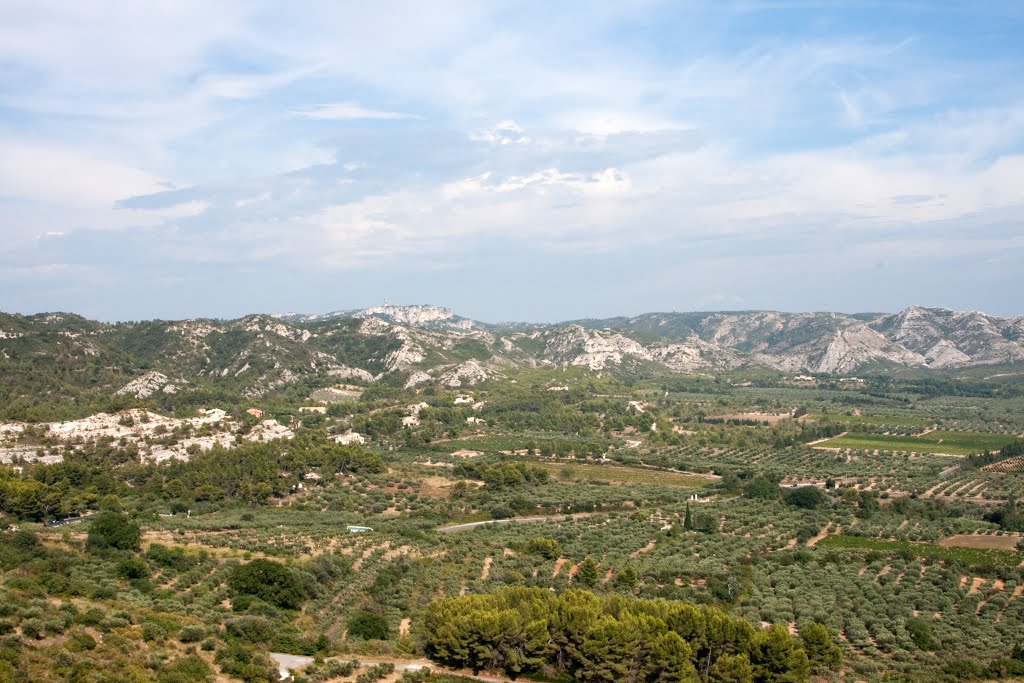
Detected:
[
  {"left": 523, "top": 460, "right": 715, "bottom": 488},
  {"left": 816, "top": 430, "right": 1018, "bottom": 455},
  {"left": 810, "top": 413, "right": 934, "bottom": 428},
  {"left": 817, "top": 534, "right": 1021, "bottom": 568}
]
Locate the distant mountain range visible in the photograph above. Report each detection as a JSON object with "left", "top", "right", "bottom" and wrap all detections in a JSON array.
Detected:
[{"left": 2, "top": 305, "right": 1023, "bottom": 406}]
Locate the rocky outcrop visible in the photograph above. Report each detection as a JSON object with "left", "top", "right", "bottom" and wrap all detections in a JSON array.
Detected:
[
  {"left": 404, "top": 371, "right": 433, "bottom": 388},
  {"left": 438, "top": 360, "right": 490, "bottom": 387},
  {"left": 327, "top": 365, "right": 375, "bottom": 383},
  {"left": 355, "top": 305, "right": 456, "bottom": 326},
  {"left": 924, "top": 340, "right": 972, "bottom": 368},
  {"left": 383, "top": 341, "right": 427, "bottom": 372},
  {"left": 276, "top": 304, "right": 477, "bottom": 331},
  {"left": 543, "top": 325, "right": 653, "bottom": 370},
  {"left": 812, "top": 324, "right": 924, "bottom": 373},
  {"left": 115, "top": 371, "right": 173, "bottom": 399}
]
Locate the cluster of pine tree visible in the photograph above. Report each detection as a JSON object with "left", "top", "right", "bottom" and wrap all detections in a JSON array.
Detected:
[{"left": 421, "top": 587, "right": 838, "bottom": 682}]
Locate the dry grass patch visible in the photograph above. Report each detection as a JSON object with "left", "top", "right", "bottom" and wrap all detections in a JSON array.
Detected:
[{"left": 940, "top": 533, "right": 1023, "bottom": 552}]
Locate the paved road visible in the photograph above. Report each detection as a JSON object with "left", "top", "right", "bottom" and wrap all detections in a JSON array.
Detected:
[
  {"left": 270, "top": 653, "right": 314, "bottom": 680},
  {"left": 437, "top": 512, "right": 595, "bottom": 534}
]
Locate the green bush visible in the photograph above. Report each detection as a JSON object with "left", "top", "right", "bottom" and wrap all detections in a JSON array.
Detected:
[
  {"left": 745, "top": 477, "right": 780, "bottom": 501},
  {"left": 215, "top": 642, "right": 278, "bottom": 682},
  {"left": 117, "top": 556, "right": 150, "bottom": 580},
  {"left": 906, "top": 617, "right": 936, "bottom": 651},
  {"left": 66, "top": 631, "right": 97, "bottom": 652},
  {"left": 226, "top": 616, "right": 274, "bottom": 643},
  {"left": 355, "top": 663, "right": 395, "bottom": 683},
  {"left": 348, "top": 611, "right": 390, "bottom": 641},
  {"left": 784, "top": 486, "right": 826, "bottom": 510},
  {"left": 178, "top": 625, "right": 206, "bottom": 643},
  {"left": 86, "top": 512, "right": 141, "bottom": 552},
  {"left": 142, "top": 621, "right": 168, "bottom": 642},
  {"left": 525, "top": 537, "right": 560, "bottom": 559},
  {"left": 228, "top": 559, "right": 307, "bottom": 610},
  {"left": 157, "top": 654, "right": 213, "bottom": 683}
]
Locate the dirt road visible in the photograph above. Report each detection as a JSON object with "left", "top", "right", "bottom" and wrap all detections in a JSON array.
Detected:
[
  {"left": 437, "top": 512, "right": 596, "bottom": 534},
  {"left": 270, "top": 653, "right": 522, "bottom": 682}
]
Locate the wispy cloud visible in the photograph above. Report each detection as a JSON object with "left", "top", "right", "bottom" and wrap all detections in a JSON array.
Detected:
[{"left": 294, "top": 102, "right": 418, "bottom": 121}]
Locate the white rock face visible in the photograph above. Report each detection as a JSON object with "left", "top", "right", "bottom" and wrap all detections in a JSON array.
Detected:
[
  {"left": 167, "top": 320, "right": 217, "bottom": 350},
  {"left": 246, "top": 419, "right": 294, "bottom": 443},
  {"left": 544, "top": 325, "right": 653, "bottom": 369},
  {"left": 358, "top": 317, "right": 393, "bottom": 335},
  {"left": 404, "top": 371, "right": 432, "bottom": 388},
  {"left": 384, "top": 341, "right": 427, "bottom": 371},
  {"left": 0, "top": 409, "right": 251, "bottom": 464},
  {"left": 884, "top": 305, "right": 947, "bottom": 351},
  {"left": 438, "top": 360, "right": 489, "bottom": 387},
  {"left": 327, "top": 365, "right": 375, "bottom": 382},
  {"left": 924, "top": 340, "right": 972, "bottom": 368},
  {"left": 264, "top": 322, "right": 294, "bottom": 338},
  {"left": 115, "top": 371, "right": 172, "bottom": 399},
  {"left": 407, "top": 402, "right": 430, "bottom": 415},
  {"left": 355, "top": 305, "right": 455, "bottom": 326},
  {"left": 651, "top": 336, "right": 743, "bottom": 372},
  {"left": 814, "top": 324, "right": 923, "bottom": 373},
  {"left": 0, "top": 423, "right": 25, "bottom": 440}
]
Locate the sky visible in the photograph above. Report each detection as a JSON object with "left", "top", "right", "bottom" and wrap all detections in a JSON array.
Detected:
[{"left": 1, "top": 1, "right": 1023, "bottom": 323}]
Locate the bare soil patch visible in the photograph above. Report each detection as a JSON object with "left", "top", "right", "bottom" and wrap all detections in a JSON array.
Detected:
[
  {"left": 419, "top": 476, "right": 457, "bottom": 499},
  {"left": 940, "top": 534, "right": 1023, "bottom": 552},
  {"left": 630, "top": 540, "right": 657, "bottom": 558}
]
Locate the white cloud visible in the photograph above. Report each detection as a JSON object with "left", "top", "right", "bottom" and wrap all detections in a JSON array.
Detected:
[
  {"left": 198, "top": 65, "right": 325, "bottom": 100},
  {"left": 294, "top": 102, "right": 418, "bottom": 120},
  {"left": 470, "top": 120, "right": 530, "bottom": 144},
  {"left": 0, "top": 139, "right": 163, "bottom": 207}
]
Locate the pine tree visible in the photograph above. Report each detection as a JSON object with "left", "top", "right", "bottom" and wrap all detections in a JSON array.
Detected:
[
  {"left": 799, "top": 623, "right": 841, "bottom": 673},
  {"left": 749, "top": 625, "right": 810, "bottom": 683},
  {"left": 577, "top": 557, "right": 599, "bottom": 587},
  {"left": 709, "top": 653, "right": 753, "bottom": 683},
  {"left": 613, "top": 566, "right": 639, "bottom": 592}
]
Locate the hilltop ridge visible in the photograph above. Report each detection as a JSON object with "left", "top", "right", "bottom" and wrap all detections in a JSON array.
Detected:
[{"left": 2, "top": 305, "right": 1024, "bottom": 418}]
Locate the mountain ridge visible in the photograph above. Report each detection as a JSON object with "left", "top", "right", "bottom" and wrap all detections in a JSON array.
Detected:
[{"left": 3, "top": 305, "right": 1024, "bottom": 416}]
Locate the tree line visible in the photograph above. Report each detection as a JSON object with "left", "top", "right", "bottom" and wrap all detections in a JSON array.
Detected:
[{"left": 420, "top": 587, "right": 840, "bottom": 682}]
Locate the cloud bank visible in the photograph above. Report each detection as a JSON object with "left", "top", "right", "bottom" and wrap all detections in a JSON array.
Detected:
[{"left": 1, "top": 1, "right": 1022, "bottom": 321}]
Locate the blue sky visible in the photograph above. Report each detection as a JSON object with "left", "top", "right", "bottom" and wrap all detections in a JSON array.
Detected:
[{"left": 1, "top": 1, "right": 1022, "bottom": 322}]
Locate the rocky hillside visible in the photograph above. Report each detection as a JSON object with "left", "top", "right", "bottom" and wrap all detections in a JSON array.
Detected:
[
  {"left": 1, "top": 305, "right": 1022, "bottom": 418},
  {"left": 563, "top": 307, "right": 1024, "bottom": 372},
  {"left": 274, "top": 304, "right": 480, "bottom": 331}
]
